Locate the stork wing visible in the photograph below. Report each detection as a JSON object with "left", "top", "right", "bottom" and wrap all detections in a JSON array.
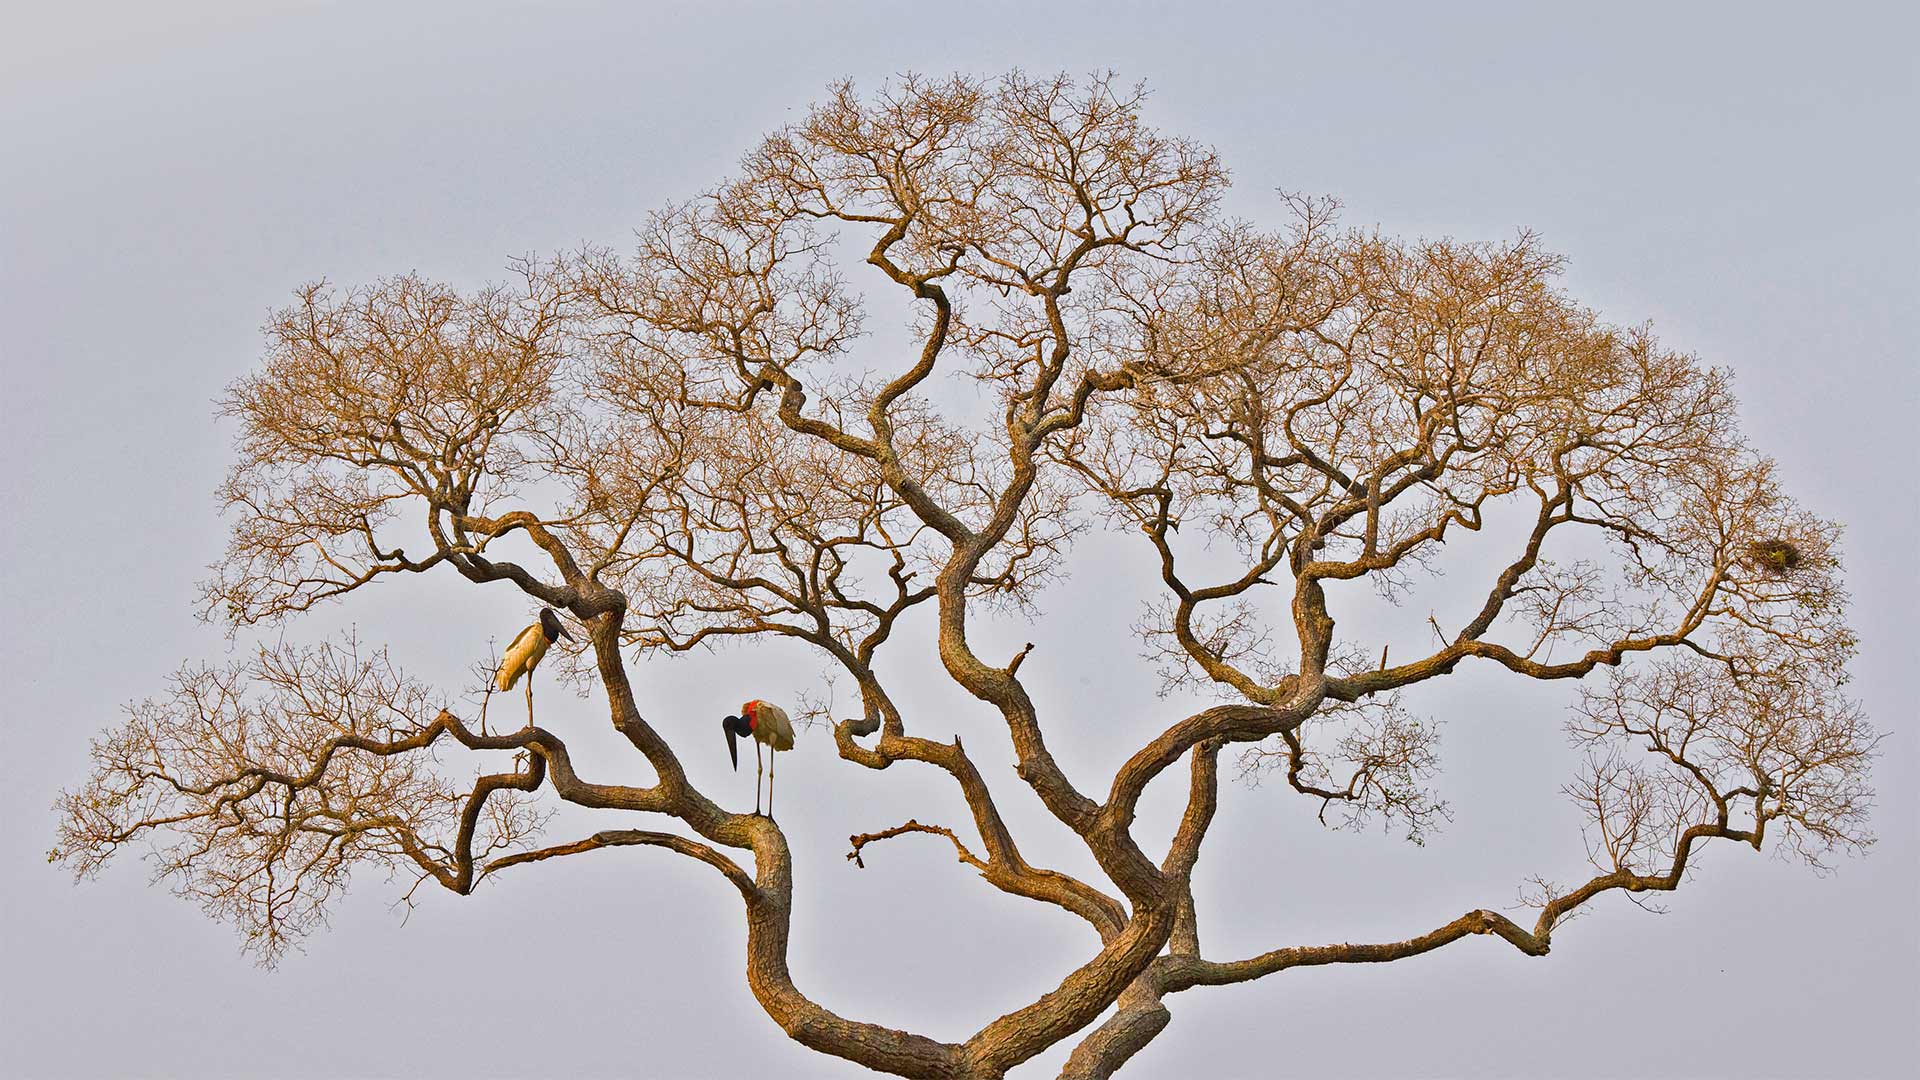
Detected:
[
  {"left": 504, "top": 624, "right": 541, "bottom": 655},
  {"left": 495, "top": 623, "right": 542, "bottom": 689},
  {"left": 762, "top": 704, "right": 796, "bottom": 751}
]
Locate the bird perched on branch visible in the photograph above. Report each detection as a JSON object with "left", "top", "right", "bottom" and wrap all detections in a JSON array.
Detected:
[
  {"left": 722, "top": 700, "right": 794, "bottom": 818},
  {"left": 495, "top": 608, "right": 572, "bottom": 727}
]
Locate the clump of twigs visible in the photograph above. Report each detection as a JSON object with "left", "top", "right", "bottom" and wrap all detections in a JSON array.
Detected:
[{"left": 1745, "top": 538, "right": 1803, "bottom": 576}]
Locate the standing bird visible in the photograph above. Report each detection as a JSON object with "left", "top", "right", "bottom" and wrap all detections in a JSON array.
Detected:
[
  {"left": 721, "top": 700, "right": 794, "bottom": 818},
  {"left": 495, "top": 608, "right": 572, "bottom": 727}
]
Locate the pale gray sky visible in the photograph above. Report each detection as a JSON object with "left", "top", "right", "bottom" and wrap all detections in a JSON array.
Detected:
[{"left": 3, "top": 2, "right": 1915, "bottom": 1077}]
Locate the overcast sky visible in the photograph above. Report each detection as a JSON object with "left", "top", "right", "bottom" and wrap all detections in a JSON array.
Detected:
[{"left": 3, "top": 2, "right": 1915, "bottom": 1077}]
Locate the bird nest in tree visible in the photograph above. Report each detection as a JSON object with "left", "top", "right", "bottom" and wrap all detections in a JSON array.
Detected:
[{"left": 1745, "top": 538, "right": 1804, "bottom": 576}]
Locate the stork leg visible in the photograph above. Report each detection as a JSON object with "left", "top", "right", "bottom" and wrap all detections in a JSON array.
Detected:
[
  {"left": 768, "top": 752, "right": 776, "bottom": 820},
  {"left": 525, "top": 677, "right": 535, "bottom": 730},
  {"left": 754, "top": 741, "right": 765, "bottom": 816}
]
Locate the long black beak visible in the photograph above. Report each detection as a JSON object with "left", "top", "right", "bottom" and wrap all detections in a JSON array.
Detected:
[
  {"left": 724, "top": 719, "right": 740, "bottom": 770},
  {"left": 556, "top": 624, "right": 573, "bottom": 641}
]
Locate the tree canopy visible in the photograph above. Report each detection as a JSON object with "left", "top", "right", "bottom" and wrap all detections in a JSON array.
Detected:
[{"left": 55, "top": 72, "right": 1874, "bottom": 1079}]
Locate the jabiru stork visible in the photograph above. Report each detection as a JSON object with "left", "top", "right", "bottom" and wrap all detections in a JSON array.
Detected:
[
  {"left": 494, "top": 607, "right": 572, "bottom": 727},
  {"left": 722, "top": 700, "right": 794, "bottom": 818}
]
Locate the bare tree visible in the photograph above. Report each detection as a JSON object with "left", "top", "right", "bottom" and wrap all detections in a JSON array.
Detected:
[{"left": 54, "top": 73, "right": 1875, "bottom": 1079}]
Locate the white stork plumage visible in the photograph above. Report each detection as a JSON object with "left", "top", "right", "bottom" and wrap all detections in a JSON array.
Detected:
[
  {"left": 494, "top": 607, "right": 572, "bottom": 726},
  {"left": 721, "top": 699, "right": 794, "bottom": 817}
]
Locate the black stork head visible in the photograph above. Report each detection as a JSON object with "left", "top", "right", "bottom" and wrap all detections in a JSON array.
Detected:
[
  {"left": 538, "top": 607, "right": 572, "bottom": 642},
  {"left": 721, "top": 714, "right": 752, "bottom": 770}
]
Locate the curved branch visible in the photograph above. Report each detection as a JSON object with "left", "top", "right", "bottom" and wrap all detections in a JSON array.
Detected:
[
  {"left": 1162, "top": 908, "right": 1545, "bottom": 992},
  {"left": 488, "top": 828, "right": 756, "bottom": 898},
  {"left": 847, "top": 819, "right": 985, "bottom": 872}
]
